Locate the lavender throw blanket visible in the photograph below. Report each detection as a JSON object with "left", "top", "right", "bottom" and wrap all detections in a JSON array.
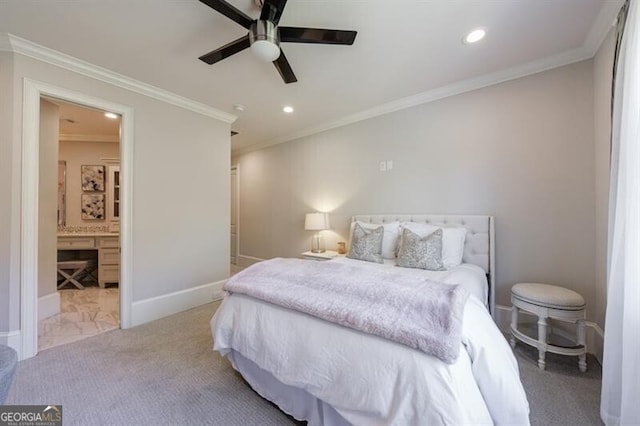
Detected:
[{"left": 224, "top": 258, "right": 470, "bottom": 363}]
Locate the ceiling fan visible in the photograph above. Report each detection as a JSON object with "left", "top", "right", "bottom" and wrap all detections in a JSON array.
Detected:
[{"left": 198, "top": 0, "right": 357, "bottom": 84}]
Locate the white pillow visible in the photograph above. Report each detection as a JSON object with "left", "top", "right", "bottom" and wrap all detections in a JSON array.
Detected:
[
  {"left": 399, "top": 222, "right": 467, "bottom": 269},
  {"left": 349, "top": 221, "right": 400, "bottom": 259}
]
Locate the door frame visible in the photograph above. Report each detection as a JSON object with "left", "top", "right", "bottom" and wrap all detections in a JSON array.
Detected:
[
  {"left": 21, "top": 78, "right": 134, "bottom": 359},
  {"left": 230, "top": 164, "right": 239, "bottom": 265}
]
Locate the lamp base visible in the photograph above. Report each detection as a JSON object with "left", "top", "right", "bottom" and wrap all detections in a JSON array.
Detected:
[{"left": 311, "top": 232, "right": 325, "bottom": 253}]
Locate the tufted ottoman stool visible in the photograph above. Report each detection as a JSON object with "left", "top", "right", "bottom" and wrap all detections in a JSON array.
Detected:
[{"left": 510, "top": 283, "right": 587, "bottom": 372}]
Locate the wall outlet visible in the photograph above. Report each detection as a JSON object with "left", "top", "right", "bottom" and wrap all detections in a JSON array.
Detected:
[
  {"left": 379, "top": 160, "right": 386, "bottom": 172},
  {"left": 386, "top": 160, "right": 393, "bottom": 170}
]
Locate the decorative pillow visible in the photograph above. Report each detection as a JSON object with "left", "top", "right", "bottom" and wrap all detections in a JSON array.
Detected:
[
  {"left": 347, "top": 223, "right": 384, "bottom": 263},
  {"left": 397, "top": 228, "right": 446, "bottom": 271},
  {"left": 400, "top": 222, "right": 467, "bottom": 269},
  {"left": 349, "top": 221, "right": 400, "bottom": 259}
]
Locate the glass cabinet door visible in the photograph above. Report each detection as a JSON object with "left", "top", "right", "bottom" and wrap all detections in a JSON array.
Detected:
[{"left": 107, "top": 165, "right": 120, "bottom": 232}]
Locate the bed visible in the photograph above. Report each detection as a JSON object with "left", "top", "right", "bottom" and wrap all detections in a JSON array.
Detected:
[{"left": 211, "top": 214, "right": 530, "bottom": 425}]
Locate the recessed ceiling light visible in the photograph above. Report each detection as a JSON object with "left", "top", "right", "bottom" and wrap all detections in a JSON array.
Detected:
[
  {"left": 104, "top": 112, "right": 118, "bottom": 119},
  {"left": 463, "top": 28, "right": 486, "bottom": 44},
  {"left": 283, "top": 106, "right": 294, "bottom": 113}
]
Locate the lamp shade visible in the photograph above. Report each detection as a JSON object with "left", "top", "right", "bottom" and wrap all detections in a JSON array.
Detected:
[{"left": 305, "top": 213, "right": 330, "bottom": 231}]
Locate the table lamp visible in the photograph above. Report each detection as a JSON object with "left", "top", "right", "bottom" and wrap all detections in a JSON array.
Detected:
[{"left": 305, "top": 212, "right": 330, "bottom": 253}]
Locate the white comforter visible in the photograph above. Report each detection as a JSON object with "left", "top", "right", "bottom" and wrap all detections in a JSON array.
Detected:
[{"left": 212, "top": 260, "right": 530, "bottom": 425}]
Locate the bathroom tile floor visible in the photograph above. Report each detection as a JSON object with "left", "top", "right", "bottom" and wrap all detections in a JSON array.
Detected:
[
  {"left": 38, "top": 263, "right": 244, "bottom": 352},
  {"left": 38, "top": 286, "right": 119, "bottom": 351}
]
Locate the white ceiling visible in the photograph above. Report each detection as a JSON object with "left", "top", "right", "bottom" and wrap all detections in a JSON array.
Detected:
[
  {"left": 53, "top": 100, "right": 121, "bottom": 141},
  {"left": 0, "top": 0, "right": 622, "bottom": 153}
]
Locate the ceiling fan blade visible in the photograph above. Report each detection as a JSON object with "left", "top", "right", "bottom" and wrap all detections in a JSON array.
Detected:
[
  {"left": 273, "top": 49, "right": 297, "bottom": 84},
  {"left": 199, "top": 35, "right": 251, "bottom": 65},
  {"left": 260, "top": 0, "right": 288, "bottom": 25},
  {"left": 279, "top": 27, "right": 357, "bottom": 45},
  {"left": 199, "top": 0, "right": 253, "bottom": 29}
]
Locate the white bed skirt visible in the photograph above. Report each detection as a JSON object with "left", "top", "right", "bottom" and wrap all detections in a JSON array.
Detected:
[{"left": 227, "top": 350, "right": 349, "bottom": 426}]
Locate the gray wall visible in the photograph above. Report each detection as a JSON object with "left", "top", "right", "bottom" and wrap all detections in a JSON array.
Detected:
[
  {"left": 0, "top": 51, "right": 230, "bottom": 333},
  {"left": 593, "top": 29, "right": 615, "bottom": 334},
  {"left": 233, "top": 60, "right": 597, "bottom": 312}
]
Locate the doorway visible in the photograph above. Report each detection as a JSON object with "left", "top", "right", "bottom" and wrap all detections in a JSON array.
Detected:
[
  {"left": 230, "top": 165, "right": 242, "bottom": 276},
  {"left": 20, "top": 79, "right": 133, "bottom": 359},
  {"left": 38, "top": 99, "right": 121, "bottom": 351}
]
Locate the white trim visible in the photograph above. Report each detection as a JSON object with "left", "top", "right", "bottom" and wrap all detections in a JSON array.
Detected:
[
  {"left": 0, "top": 33, "right": 12, "bottom": 52},
  {"left": 38, "top": 292, "right": 60, "bottom": 321},
  {"left": 21, "top": 80, "right": 40, "bottom": 360},
  {"left": 0, "top": 331, "right": 21, "bottom": 359},
  {"left": 130, "top": 280, "right": 226, "bottom": 327},
  {"left": 496, "top": 305, "right": 605, "bottom": 360},
  {"left": 231, "top": 164, "right": 240, "bottom": 265},
  {"left": 21, "top": 78, "right": 134, "bottom": 359},
  {"left": 3, "top": 33, "right": 236, "bottom": 124},
  {"left": 59, "top": 133, "right": 119, "bottom": 143},
  {"left": 585, "top": 321, "right": 605, "bottom": 364},
  {"left": 233, "top": 3, "right": 625, "bottom": 156},
  {"left": 583, "top": 0, "right": 624, "bottom": 56},
  {"left": 234, "top": 46, "right": 595, "bottom": 155},
  {"left": 495, "top": 304, "right": 519, "bottom": 333}
]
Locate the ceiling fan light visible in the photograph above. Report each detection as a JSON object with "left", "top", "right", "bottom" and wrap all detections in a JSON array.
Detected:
[
  {"left": 251, "top": 40, "right": 281, "bottom": 62},
  {"left": 249, "top": 20, "right": 280, "bottom": 62}
]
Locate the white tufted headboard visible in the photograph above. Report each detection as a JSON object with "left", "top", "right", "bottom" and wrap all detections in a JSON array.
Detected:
[{"left": 352, "top": 214, "right": 496, "bottom": 317}]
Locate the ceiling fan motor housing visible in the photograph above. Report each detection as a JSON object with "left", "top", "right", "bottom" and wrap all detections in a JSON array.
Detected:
[{"left": 249, "top": 20, "right": 280, "bottom": 61}]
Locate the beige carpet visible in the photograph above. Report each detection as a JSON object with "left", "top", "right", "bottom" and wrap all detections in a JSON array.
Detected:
[
  {"left": 7, "top": 301, "right": 602, "bottom": 425},
  {"left": 7, "top": 301, "right": 297, "bottom": 426}
]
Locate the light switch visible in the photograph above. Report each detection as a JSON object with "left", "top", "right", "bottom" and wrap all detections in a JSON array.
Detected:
[
  {"left": 386, "top": 160, "right": 393, "bottom": 170},
  {"left": 379, "top": 161, "right": 386, "bottom": 172}
]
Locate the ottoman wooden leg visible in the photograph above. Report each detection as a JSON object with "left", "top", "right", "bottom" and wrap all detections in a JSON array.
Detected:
[
  {"left": 510, "top": 305, "right": 519, "bottom": 348},
  {"left": 537, "top": 316, "right": 547, "bottom": 370},
  {"left": 577, "top": 319, "right": 587, "bottom": 372}
]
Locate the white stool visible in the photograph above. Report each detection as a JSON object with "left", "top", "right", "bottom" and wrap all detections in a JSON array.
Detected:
[
  {"left": 510, "top": 283, "right": 587, "bottom": 372},
  {"left": 57, "top": 260, "right": 89, "bottom": 290}
]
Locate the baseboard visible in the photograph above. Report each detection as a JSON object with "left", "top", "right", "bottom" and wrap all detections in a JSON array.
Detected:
[
  {"left": 131, "top": 280, "right": 226, "bottom": 327},
  {"left": 496, "top": 304, "right": 605, "bottom": 360},
  {"left": 38, "top": 291, "right": 60, "bottom": 321},
  {"left": 237, "top": 255, "right": 265, "bottom": 268},
  {"left": 585, "top": 321, "right": 604, "bottom": 364},
  {"left": 0, "top": 331, "right": 21, "bottom": 359}
]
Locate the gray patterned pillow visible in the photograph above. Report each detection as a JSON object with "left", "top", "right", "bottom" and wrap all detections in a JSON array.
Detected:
[
  {"left": 347, "top": 223, "right": 384, "bottom": 263},
  {"left": 397, "top": 228, "right": 446, "bottom": 271}
]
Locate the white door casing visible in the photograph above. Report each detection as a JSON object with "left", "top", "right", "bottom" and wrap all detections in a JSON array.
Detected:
[
  {"left": 21, "top": 78, "right": 133, "bottom": 359},
  {"left": 230, "top": 165, "right": 238, "bottom": 265}
]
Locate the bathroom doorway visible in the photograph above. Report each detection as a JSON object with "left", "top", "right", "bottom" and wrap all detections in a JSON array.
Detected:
[{"left": 38, "top": 99, "right": 122, "bottom": 351}]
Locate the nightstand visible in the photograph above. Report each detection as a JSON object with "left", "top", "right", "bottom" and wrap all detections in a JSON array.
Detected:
[{"left": 301, "top": 250, "right": 343, "bottom": 261}]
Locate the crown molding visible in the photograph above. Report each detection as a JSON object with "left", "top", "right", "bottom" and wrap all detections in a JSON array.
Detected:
[
  {"left": 583, "top": 0, "right": 624, "bottom": 56},
  {"left": 234, "top": 2, "right": 624, "bottom": 156},
  {"left": 2, "top": 33, "right": 237, "bottom": 124},
  {"left": 0, "top": 33, "right": 12, "bottom": 52},
  {"left": 234, "top": 45, "right": 594, "bottom": 156},
  {"left": 59, "top": 133, "right": 119, "bottom": 143}
]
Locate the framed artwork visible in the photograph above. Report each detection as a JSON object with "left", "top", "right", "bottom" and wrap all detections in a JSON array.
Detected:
[
  {"left": 81, "top": 165, "right": 105, "bottom": 192},
  {"left": 57, "top": 161, "right": 66, "bottom": 226},
  {"left": 81, "top": 193, "right": 105, "bottom": 220}
]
